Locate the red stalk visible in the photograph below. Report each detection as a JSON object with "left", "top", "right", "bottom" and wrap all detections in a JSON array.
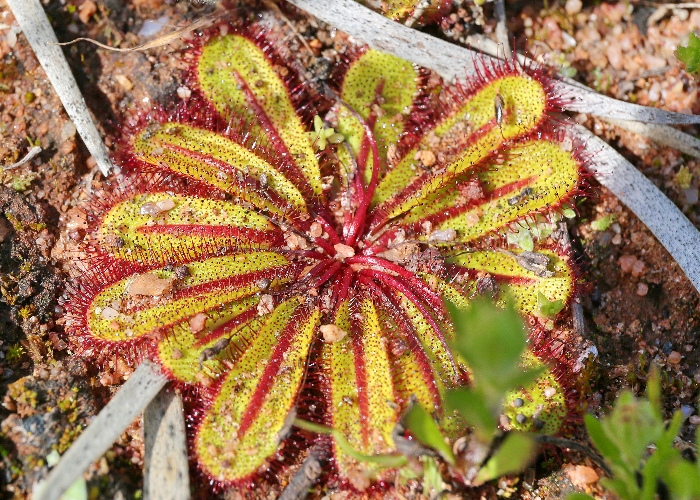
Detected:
[
  {"left": 329, "top": 267, "right": 353, "bottom": 311},
  {"left": 315, "top": 216, "right": 342, "bottom": 246},
  {"left": 295, "top": 250, "right": 327, "bottom": 260},
  {"left": 344, "top": 93, "right": 382, "bottom": 247},
  {"left": 315, "top": 260, "right": 343, "bottom": 288},
  {"left": 347, "top": 256, "right": 446, "bottom": 316},
  {"left": 314, "top": 236, "right": 336, "bottom": 256},
  {"left": 358, "top": 268, "right": 455, "bottom": 369}
]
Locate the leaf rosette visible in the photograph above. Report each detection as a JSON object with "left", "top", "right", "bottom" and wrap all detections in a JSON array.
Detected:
[{"left": 65, "top": 23, "right": 584, "bottom": 492}]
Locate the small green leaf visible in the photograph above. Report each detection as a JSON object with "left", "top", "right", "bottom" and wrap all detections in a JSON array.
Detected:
[
  {"left": 676, "top": 32, "right": 700, "bottom": 74},
  {"left": 562, "top": 207, "right": 577, "bottom": 219},
  {"left": 600, "top": 476, "right": 637, "bottom": 500},
  {"left": 447, "top": 298, "right": 527, "bottom": 393},
  {"left": 421, "top": 456, "right": 445, "bottom": 496},
  {"left": 646, "top": 365, "right": 661, "bottom": 419},
  {"left": 445, "top": 388, "right": 497, "bottom": 442},
  {"left": 566, "top": 494, "right": 597, "bottom": 500},
  {"left": 33, "top": 477, "right": 88, "bottom": 500},
  {"left": 584, "top": 413, "right": 621, "bottom": 465},
  {"left": 474, "top": 432, "right": 537, "bottom": 485},
  {"left": 602, "top": 391, "right": 663, "bottom": 471},
  {"left": 590, "top": 214, "right": 615, "bottom": 232},
  {"left": 307, "top": 115, "right": 339, "bottom": 151},
  {"left": 46, "top": 449, "right": 61, "bottom": 467},
  {"left": 62, "top": 478, "right": 88, "bottom": 500},
  {"left": 663, "top": 459, "right": 700, "bottom": 499},
  {"left": 403, "top": 403, "right": 456, "bottom": 465},
  {"left": 537, "top": 292, "right": 566, "bottom": 317},
  {"left": 506, "top": 226, "right": 535, "bottom": 251}
]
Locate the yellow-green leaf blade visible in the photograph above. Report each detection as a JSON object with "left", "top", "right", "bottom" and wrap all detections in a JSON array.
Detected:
[
  {"left": 133, "top": 123, "right": 308, "bottom": 217},
  {"left": 444, "top": 248, "right": 574, "bottom": 316},
  {"left": 372, "top": 73, "right": 550, "bottom": 220},
  {"left": 337, "top": 49, "right": 419, "bottom": 184},
  {"left": 83, "top": 252, "right": 295, "bottom": 343},
  {"left": 194, "top": 299, "right": 320, "bottom": 482},
  {"left": 197, "top": 34, "right": 322, "bottom": 196},
  {"left": 322, "top": 297, "right": 399, "bottom": 480},
  {"left": 97, "top": 191, "right": 283, "bottom": 264}
]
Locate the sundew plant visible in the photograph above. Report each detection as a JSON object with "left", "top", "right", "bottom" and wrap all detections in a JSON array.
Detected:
[{"left": 65, "top": 20, "right": 584, "bottom": 494}]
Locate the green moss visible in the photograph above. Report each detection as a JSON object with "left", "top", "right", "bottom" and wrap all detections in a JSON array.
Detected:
[
  {"left": 6, "top": 344, "right": 26, "bottom": 364},
  {"left": 11, "top": 172, "right": 37, "bottom": 192},
  {"left": 57, "top": 425, "right": 83, "bottom": 454},
  {"left": 57, "top": 396, "right": 77, "bottom": 413},
  {"left": 4, "top": 212, "right": 23, "bottom": 231},
  {"left": 675, "top": 165, "right": 693, "bottom": 189}
]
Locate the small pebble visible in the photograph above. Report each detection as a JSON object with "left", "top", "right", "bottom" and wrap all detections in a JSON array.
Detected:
[
  {"left": 334, "top": 243, "right": 355, "bottom": 259},
  {"left": 127, "top": 273, "right": 174, "bottom": 296},
  {"left": 6, "top": 29, "right": 16, "bottom": 49},
  {"left": 681, "top": 405, "right": 694, "bottom": 418},
  {"left": 618, "top": 254, "right": 636, "bottom": 273},
  {"left": 606, "top": 44, "right": 623, "bottom": 70},
  {"left": 515, "top": 413, "right": 527, "bottom": 424},
  {"left": 631, "top": 260, "right": 646, "bottom": 277},
  {"left": 308, "top": 222, "right": 323, "bottom": 238},
  {"left": 565, "top": 0, "right": 583, "bottom": 15},
  {"left": 257, "top": 294, "right": 275, "bottom": 316},
  {"left": 320, "top": 324, "right": 347, "bottom": 343},
  {"left": 115, "top": 75, "right": 134, "bottom": 91},
  {"left": 60, "top": 141, "right": 75, "bottom": 155},
  {"left": 60, "top": 121, "right": 77, "bottom": 142},
  {"left": 189, "top": 313, "right": 208, "bottom": 334},
  {"left": 177, "top": 86, "right": 192, "bottom": 100},
  {"left": 668, "top": 351, "right": 682, "bottom": 364},
  {"left": 138, "top": 15, "right": 170, "bottom": 38},
  {"left": 101, "top": 306, "right": 119, "bottom": 320},
  {"left": 636, "top": 282, "right": 648, "bottom": 296},
  {"left": 499, "top": 414, "right": 511, "bottom": 429},
  {"left": 417, "top": 150, "right": 436, "bottom": 167},
  {"left": 567, "top": 465, "right": 599, "bottom": 487},
  {"left": 78, "top": 0, "right": 97, "bottom": 24},
  {"left": 690, "top": 415, "right": 700, "bottom": 425},
  {"left": 661, "top": 341, "right": 673, "bottom": 355},
  {"left": 513, "top": 397, "right": 524, "bottom": 408}
]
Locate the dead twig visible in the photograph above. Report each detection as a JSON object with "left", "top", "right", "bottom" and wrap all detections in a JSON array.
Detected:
[
  {"left": 7, "top": 0, "right": 113, "bottom": 176},
  {"left": 51, "top": 12, "right": 221, "bottom": 52},
  {"left": 143, "top": 388, "right": 190, "bottom": 500},
  {"left": 35, "top": 361, "right": 168, "bottom": 500},
  {"left": 3, "top": 145, "right": 41, "bottom": 170},
  {"left": 493, "top": 0, "right": 511, "bottom": 58},
  {"left": 278, "top": 444, "right": 328, "bottom": 500}
]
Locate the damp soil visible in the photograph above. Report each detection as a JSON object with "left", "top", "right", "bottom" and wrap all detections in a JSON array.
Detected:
[{"left": 0, "top": 0, "right": 699, "bottom": 498}]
